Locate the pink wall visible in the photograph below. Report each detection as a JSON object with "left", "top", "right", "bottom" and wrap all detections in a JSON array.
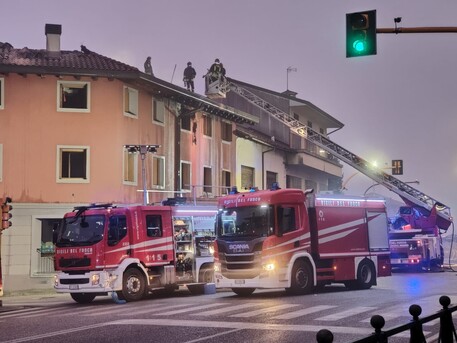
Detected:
[{"left": 0, "top": 74, "right": 166, "bottom": 204}]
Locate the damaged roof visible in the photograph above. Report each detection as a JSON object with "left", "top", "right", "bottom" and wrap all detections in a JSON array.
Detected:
[{"left": 0, "top": 41, "right": 258, "bottom": 125}]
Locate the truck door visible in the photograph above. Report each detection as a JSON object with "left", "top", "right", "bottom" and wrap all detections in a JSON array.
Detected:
[{"left": 104, "top": 214, "right": 130, "bottom": 267}]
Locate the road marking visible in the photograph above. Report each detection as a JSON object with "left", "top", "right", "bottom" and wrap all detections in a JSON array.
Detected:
[
  {"left": 112, "top": 318, "right": 375, "bottom": 335},
  {"left": 272, "top": 305, "right": 337, "bottom": 320},
  {"left": 183, "top": 328, "right": 244, "bottom": 343},
  {"left": 230, "top": 304, "right": 300, "bottom": 318},
  {"left": 156, "top": 303, "right": 226, "bottom": 316},
  {"left": 117, "top": 303, "right": 192, "bottom": 316},
  {"left": 316, "top": 306, "right": 377, "bottom": 321},
  {"left": 191, "top": 303, "right": 261, "bottom": 316}
]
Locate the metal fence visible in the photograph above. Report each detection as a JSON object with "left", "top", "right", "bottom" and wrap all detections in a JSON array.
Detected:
[{"left": 316, "top": 295, "right": 457, "bottom": 343}]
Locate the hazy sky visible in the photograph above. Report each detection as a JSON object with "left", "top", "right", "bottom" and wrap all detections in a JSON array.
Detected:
[{"left": 2, "top": 0, "right": 456, "bottom": 215}]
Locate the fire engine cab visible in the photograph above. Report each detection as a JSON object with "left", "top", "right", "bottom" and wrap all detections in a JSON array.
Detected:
[
  {"left": 53, "top": 201, "right": 216, "bottom": 303},
  {"left": 213, "top": 185, "right": 391, "bottom": 296}
]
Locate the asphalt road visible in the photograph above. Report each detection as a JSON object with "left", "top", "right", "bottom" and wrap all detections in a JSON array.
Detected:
[{"left": 1, "top": 269, "right": 456, "bottom": 343}]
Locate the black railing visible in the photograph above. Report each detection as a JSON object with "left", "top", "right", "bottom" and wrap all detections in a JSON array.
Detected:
[{"left": 316, "top": 295, "right": 457, "bottom": 343}]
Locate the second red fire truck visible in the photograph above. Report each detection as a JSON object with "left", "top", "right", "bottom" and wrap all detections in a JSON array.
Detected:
[
  {"left": 53, "top": 200, "right": 216, "bottom": 303},
  {"left": 213, "top": 185, "right": 391, "bottom": 296}
]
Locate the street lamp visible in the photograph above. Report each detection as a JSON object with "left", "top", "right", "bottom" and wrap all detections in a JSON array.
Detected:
[{"left": 124, "top": 145, "right": 160, "bottom": 205}]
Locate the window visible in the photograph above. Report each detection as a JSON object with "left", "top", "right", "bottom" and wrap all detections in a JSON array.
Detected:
[
  {"left": 123, "top": 148, "right": 138, "bottom": 185},
  {"left": 266, "top": 171, "right": 277, "bottom": 190},
  {"left": 286, "top": 175, "right": 302, "bottom": 189},
  {"left": 124, "top": 86, "right": 138, "bottom": 117},
  {"left": 222, "top": 170, "right": 231, "bottom": 194},
  {"left": 153, "top": 99, "right": 165, "bottom": 124},
  {"left": 293, "top": 113, "right": 299, "bottom": 120},
  {"left": 0, "top": 77, "right": 4, "bottom": 110},
  {"left": 320, "top": 128, "right": 325, "bottom": 135},
  {"left": 181, "top": 116, "right": 191, "bottom": 131},
  {"left": 221, "top": 121, "right": 232, "bottom": 141},
  {"left": 181, "top": 161, "right": 191, "bottom": 190},
  {"left": 108, "top": 215, "right": 127, "bottom": 246},
  {"left": 307, "top": 120, "right": 313, "bottom": 128},
  {"left": 146, "top": 215, "right": 163, "bottom": 237},
  {"left": 277, "top": 207, "right": 297, "bottom": 234},
  {"left": 57, "top": 81, "right": 90, "bottom": 112},
  {"left": 56, "top": 145, "right": 90, "bottom": 183},
  {"left": 203, "top": 166, "right": 212, "bottom": 194},
  {"left": 241, "top": 165, "right": 255, "bottom": 190},
  {"left": 203, "top": 115, "right": 212, "bottom": 137},
  {"left": 152, "top": 156, "right": 165, "bottom": 189}
]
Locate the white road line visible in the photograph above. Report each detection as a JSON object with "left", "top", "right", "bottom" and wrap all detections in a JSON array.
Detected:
[
  {"left": 117, "top": 303, "right": 192, "bottom": 316},
  {"left": 230, "top": 304, "right": 300, "bottom": 318},
  {"left": 361, "top": 312, "right": 404, "bottom": 323},
  {"left": 156, "top": 303, "right": 226, "bottom": 315},
  {"left": 191, "top": 303, "right": 261, "bottom": 316},
  {"left": 183, "top": 329, "right": 244, "bottom": 343},
  {"left": 272, "top": 305, "right": 337, "bottom": 320},
  {"left": 0, "top": 307, "right": 47, "bottom": 318},
  {"left": 316, "top": 306, "right": 377, "bottom": 321},
  {"left": 112, "top": 318, "right": 375, "bottom": 335}
]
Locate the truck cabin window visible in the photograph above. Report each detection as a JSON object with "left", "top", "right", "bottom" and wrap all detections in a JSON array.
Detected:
[
  {"left": 277, "top": 206, "right": 297, "bottom": 234},
  {"left": 108, "top": 215, "right": 128, "bottom": 246},
  {"left": 56, "top": 215, "right": 105, "bottom": 247},
  {"left": 146, "top": 215, "right": 163, "bottom": 237},
  {"left": 216, "top": 205, "right": 274, "bottom": 238}
]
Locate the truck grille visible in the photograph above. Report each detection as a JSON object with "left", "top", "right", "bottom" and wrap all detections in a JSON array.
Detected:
[
  {"left": 219, "top": 252, "right": 261, "bottom": 279},
  {"left": 60, "top": 278, "right": 90, "bottom": 285}
]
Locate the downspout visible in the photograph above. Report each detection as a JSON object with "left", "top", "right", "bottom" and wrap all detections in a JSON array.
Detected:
[{"left": 262, "top": 147, "right": 274, "bottom": 190}]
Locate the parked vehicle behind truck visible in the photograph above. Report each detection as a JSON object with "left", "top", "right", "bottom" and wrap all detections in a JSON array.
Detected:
[
  {"left": 54, "top": 200, "right": 216, "bottom": 303},
  {"left": 213, "top": 185, "right": 391, "bottom": 296},
  {"left": 389, "top": 204, "right": 444, "bottom": 271}
]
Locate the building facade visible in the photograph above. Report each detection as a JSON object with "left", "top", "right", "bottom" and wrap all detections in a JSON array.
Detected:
[{"left": 0, "top": 25, "right": 257, "bottom": 293}]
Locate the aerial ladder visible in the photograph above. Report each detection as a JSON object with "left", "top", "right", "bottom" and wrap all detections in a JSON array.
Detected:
[{"left": 205, "top": 75, "right": 453, "bottom": 231}]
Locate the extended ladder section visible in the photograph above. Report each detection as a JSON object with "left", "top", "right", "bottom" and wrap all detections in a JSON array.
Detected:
[{"left": 228, "top": 82, "right": 453, "bottom": 231}]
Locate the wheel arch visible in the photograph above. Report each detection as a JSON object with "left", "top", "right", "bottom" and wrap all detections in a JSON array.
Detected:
[
  {"left": 112, "top": 258, "right": 149, "bottom": 289},
  {"left": 287, "top": 252, "right": 317, "bottom": 287}
]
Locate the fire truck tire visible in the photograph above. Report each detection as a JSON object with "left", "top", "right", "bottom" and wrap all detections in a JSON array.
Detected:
[
  {"left": 232, "top": 288, "right": 256, "bottom": 296},
  {"left": 346, "top": 259, "right": 375, "bottom": 290},
  {"left": 121, "top": 268, "right": 146, "bottom": 301},
  {"left": 70, "top": 293, "right": 96, "bottom": 304},
  {"left": 199, "top": 266, "right": 214, "bottom": 283},
  {"left": 286, "top": 260, "right": 314, "bottom": 295}
]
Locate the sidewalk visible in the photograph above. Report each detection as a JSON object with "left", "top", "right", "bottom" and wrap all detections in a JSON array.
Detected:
[{"left": 0, "top": 289, "right": 69, "bottom": 312}]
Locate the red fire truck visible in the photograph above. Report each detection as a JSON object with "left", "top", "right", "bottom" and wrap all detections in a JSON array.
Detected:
[
  {"left": 54, "top": 201, "right": 216, "bottom": 303},
  {"left": 389, "top": 204, "right": 444, "bottom": 270},
  {"left": 213, "top": 185, "right": 391, "bottom": 296}
]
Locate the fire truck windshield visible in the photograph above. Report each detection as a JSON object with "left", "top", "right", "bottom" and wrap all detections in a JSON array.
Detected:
[
  {"left": 56, "top": 215, "right": 105, "bottom": 247},
  {"left": 216, "top": 205, "right": 274, "bottom": 238}
]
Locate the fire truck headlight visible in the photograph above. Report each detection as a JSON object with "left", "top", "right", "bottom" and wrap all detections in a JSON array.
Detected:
[
  {"left": 209, "top": 246, "right": 215, "bottom": 255},
  {"left": 54, "top": 275, "right": 59, "bottom": 287},
  {"left": 214, "top": 263, "right": 221, "bottom": 273},
  {"left": 91, "top": 274, "right": 100, "bottom": 285},
  {"left": 262, "top": 262, "right": 275, "bottom": 271}
]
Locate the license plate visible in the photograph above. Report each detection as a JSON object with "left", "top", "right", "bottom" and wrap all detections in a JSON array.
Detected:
[
  {"left": 235, "top": 279, "right": 245, "bottom": 285},
  {"left": 69, "top": 284, "right": 79, "bottom": 290}
]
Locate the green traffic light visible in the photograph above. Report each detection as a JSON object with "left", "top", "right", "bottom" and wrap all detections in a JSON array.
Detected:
[{"left": 353, "top": 40, "right": 366, "bottom": 52}]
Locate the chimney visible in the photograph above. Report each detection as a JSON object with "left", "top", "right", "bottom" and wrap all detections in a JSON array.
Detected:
[{"left": 45, "top": 24, "right": 62, "bottom": 53}]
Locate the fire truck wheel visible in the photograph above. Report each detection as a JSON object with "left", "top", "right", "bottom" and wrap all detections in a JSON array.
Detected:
[
  {"left": 121, "top": 268, "right": 146, "bottom": 302},
  {"left": 199, "top": 266, "right": 214, "bottom": 283},
  {"left": 346, "top": 259, "right": 375, "bottom": 290},
  {"left": 286, "top": 260, "right": 314, "bottom": 295},
  {"left": 70, "top": 293, "right": 96, "bottom": 304},
  {"left": 232, "top": 288, "right": 255, "bottom": 296}
]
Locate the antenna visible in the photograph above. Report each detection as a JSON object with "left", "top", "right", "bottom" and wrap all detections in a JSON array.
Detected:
[
  {"left": 286, "top": 66, "right": 297, "bottom": 90},
  {"left": 171, "top": 64, "right": 177, "bottom": 83}
]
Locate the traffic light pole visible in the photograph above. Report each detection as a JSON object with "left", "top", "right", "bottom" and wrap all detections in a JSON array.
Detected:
[{"left": 377, "top": 26, "right": 457, "bottom": 34}]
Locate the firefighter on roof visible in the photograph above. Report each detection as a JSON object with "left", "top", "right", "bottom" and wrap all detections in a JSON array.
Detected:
[{"left": 183, "top": 62, "right": 196, "bottom": 92}]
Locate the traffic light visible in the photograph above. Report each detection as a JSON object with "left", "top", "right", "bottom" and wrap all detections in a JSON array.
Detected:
[
  {"left": 392, "top": 160, "right": 404, "bottom": 175},
  {"left": 346, "top": 10, "right": 377, "bottom": 57},
  {"left": 1, "top": 197, "right": 12, "bottom": 230}
]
